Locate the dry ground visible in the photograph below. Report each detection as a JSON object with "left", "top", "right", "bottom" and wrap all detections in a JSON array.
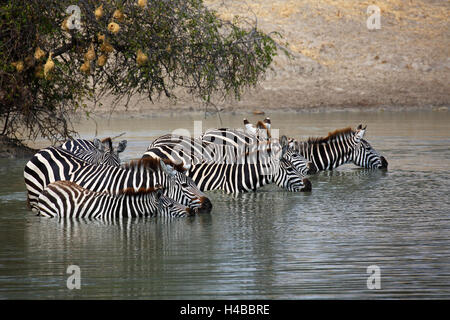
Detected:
[{"left": 90, "top": 0, "right": 449, "bottom": 115}]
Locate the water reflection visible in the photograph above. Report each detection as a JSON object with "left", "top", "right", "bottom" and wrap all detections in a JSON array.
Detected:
[
  {"left": 1, "top": 110, "right": 450, "bottom": 299},
  {"left": 20, "top": 214, "right": 214, "bottom": 299}
]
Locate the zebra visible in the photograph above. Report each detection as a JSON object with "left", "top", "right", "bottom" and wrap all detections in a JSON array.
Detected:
[
  {"left": 185, "top": 147, "right": 312, "bottom": 193},
  {"left": 144, "top": 132, "right": 312, "bottom": 193},
  {"left": 292, "top": 124, "right": 388, "bottom": 171},
  {"left": 146, "top": 123, "right": 316, "bottom": 176},
  {"left": 243, "top": 117, "right": 318, "bottom": 175},
  {"left": 24, "top": 146, "right": 212, "bottom": 213},
  {"left": 200, "top": 125, "right": 317, "bottom": 176},
  {"left": 60, "top": 137, "right": 127, "bottom": 166},
  {"left": 37, "top": 180, "right": 193, "bottom": 219}
]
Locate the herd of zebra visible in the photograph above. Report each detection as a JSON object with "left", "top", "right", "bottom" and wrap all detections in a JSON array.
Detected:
[{"left": 23, "top": 118, "right": 388, "bottom": 221}]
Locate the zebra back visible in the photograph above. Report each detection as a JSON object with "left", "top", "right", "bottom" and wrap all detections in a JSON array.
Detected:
[
  {"left": 145, "top": 133, "right": 254, "bottom": 166},
  {"left": 37, "top": 180, "right": 192, "bottom": 219},
  {"left": 293, "top": 125, "right": 387, "bottom": 170},
  {"left": 24, "top": 146, "right": 210, "bottom": 213},
  {"left": 146, "top": 132, "right": 311, "bottom": 193}
]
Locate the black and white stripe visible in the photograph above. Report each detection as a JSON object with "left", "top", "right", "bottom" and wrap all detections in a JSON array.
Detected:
[
  {"left": 201, "top": 125, "right": 316, "bottom": 176},
  {"left": 37, "top": 181, "right": 192, "bottom": 220},
  {"left": 60, "top": 138, "right": 127, "bottom": 166},
  {"left": 293, "top": 125, "right": 388, "bottom": 171},
  {"left": 147, "top": 127, "right": 316, "bottom": 176},
  {"left": 144, "top": 129, "right": 312, "bottom": 194},
  {"left": 186, "top": 147, "right": 311, "bottom": 193},
  {"left": 24, "top": 146, "right": 211, "bottom": 213}
]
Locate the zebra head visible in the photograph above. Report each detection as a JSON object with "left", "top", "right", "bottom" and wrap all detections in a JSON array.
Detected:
[
  {"left": 351, "top": 125, "right": 388, "bottom": 169},
  {"left": 280, "top": 135, "right": 318, "bottom": 175},
  {"left": 274, "top": 146, "right": 312, "bottom": 192},
  {"left": 93, "top": 138, "right": 127, "bottom": 166},
  {"left": 154, "top": 187, "right": 194, "bottom": 218},
  {"left": 159, "top": 160, "right": 212, "bottom": 213}
]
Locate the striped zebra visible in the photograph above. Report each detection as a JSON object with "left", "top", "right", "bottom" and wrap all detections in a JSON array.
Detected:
[
  {"left": 37, "top": 181, "right": 192, "bottom": 219},
  {"left": 200, "top": 126, "right": 317, "bottom": 176},
  {"left": 185, "top": 147, "right": 312, "bottom": 193},
  {"left": 60, "top": 138, "right": 127, "bottom": 166},
  {"left": 145, "top": 118, "right": 272, "bottom": 166},
  {"left": 292, "top": 125, "right": 388, "bottom": 171},
  {"left": 24, "top": 146, "right": 212, "bottom": 213},
  {"left": 144, "top": 131, "right": 312, "bottom": 193},
  {"left": 146, "top": 125, "right": 316, "bottom": 176}
]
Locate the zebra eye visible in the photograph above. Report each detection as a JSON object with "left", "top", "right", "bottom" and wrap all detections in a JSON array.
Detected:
[{"left": 181, "top": 183, "right": 189, "bottom": 188}]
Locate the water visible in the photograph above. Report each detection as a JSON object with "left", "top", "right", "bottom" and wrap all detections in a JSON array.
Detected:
[{"left": 0, "top": 110, "right": 449, "bottom": 299}]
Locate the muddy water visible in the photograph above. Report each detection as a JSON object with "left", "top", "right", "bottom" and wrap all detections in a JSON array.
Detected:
[{"left": 0, "top": 110, "right": 449, "bottom": 299}]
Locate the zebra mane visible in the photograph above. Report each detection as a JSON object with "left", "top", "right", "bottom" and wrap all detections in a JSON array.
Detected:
[
  {"left": 306, "top": 127, "right": 354, "bottom": 144},
  {"left": 123, "top": 157, "right": 186, "bottom": 173},
  {"left": 116, "top": 186, "right": 161, "bottom": 196}
]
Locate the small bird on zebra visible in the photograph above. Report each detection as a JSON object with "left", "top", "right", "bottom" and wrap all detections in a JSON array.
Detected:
[{"left": 36, "top": 180, "right": 193, "bottom": 220}]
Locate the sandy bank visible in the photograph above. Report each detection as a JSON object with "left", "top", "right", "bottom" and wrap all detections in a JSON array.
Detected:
[{"left": 87, "top": 0, "right": 449, "bottom": 116}]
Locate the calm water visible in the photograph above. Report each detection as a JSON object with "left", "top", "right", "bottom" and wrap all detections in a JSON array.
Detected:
[{"left": 0, "top": 110, "right": 449, "bottom": 299}]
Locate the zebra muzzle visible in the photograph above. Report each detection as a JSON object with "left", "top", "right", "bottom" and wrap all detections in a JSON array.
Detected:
[
  {"left": 197, "top": 196, "right": 213, "bottom": 213},
  {"left": 380, "top": 156, "right": 388, "bottom": 169},
  {"left": 300, "top": 178, "right": 312, "bottom": 192},
  {"left": 307, "top": 162, "right": 318, "bottom": 175}
]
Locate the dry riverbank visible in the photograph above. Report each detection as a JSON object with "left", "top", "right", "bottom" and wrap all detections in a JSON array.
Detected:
[{"left": 88, "top": 0, "right": 449, "bottom": 116}]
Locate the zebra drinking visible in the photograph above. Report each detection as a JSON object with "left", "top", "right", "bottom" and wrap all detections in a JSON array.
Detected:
[
  {"left": 37, "top": 181, "right": 192, "bottom": 220},
  {"left": 60, "top": 137, "right": 127, "bottom": 166},
  {"left": 185, "top": 147, "right": 312, "bottom": 193},
  {"left": 24, "top": 146, "right": 212, "bottom": 213},
  {"left": 200, "top": 126, "right": 317, "bottom": 176},
  {"left": 144, "top": 129, "right": 312, "bottom": 194},
  {"left": 292, "top": 125, "right": 388, "bottom": 171}
]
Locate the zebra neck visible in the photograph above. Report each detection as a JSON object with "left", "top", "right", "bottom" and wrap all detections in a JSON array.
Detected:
[{"left": 300, "top": 141, "right": 354, "bottom": 171}]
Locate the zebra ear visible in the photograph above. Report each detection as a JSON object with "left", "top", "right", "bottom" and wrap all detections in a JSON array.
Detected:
[
  {"left": 117, "top": 140, "right": 127, "bottom": 153},
  {"left": 243, "top": 118, "right": 257, "bottom": 135},
  {"left": 280, "top": 145, "right": 288, "bottom": 159},
  {"left": 264, "top": 117, "right": 271, "bottom": 130},
  {"left": 93, "top": 138, "right": 104, "bottom": 151},
  {"left": 355, "top": 125, "right": 366, "bottom": 142},
  {"left": 160, "top": 159, "right": 176, "bottom": 177},
  {"left": 155, "top": 186, "right": 164, "bottom": 200},
  {"left": 280, "top": 135, "right": 288, "bottom": 148}
]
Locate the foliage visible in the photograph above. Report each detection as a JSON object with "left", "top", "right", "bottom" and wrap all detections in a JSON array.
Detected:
[{"left": 0, "top": 0, "right": 279, "bottom": 143}]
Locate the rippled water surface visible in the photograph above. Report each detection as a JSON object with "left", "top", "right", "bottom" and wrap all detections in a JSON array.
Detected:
[{"left": 1, "top": 110, "right": 449, "bottom": 299}]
